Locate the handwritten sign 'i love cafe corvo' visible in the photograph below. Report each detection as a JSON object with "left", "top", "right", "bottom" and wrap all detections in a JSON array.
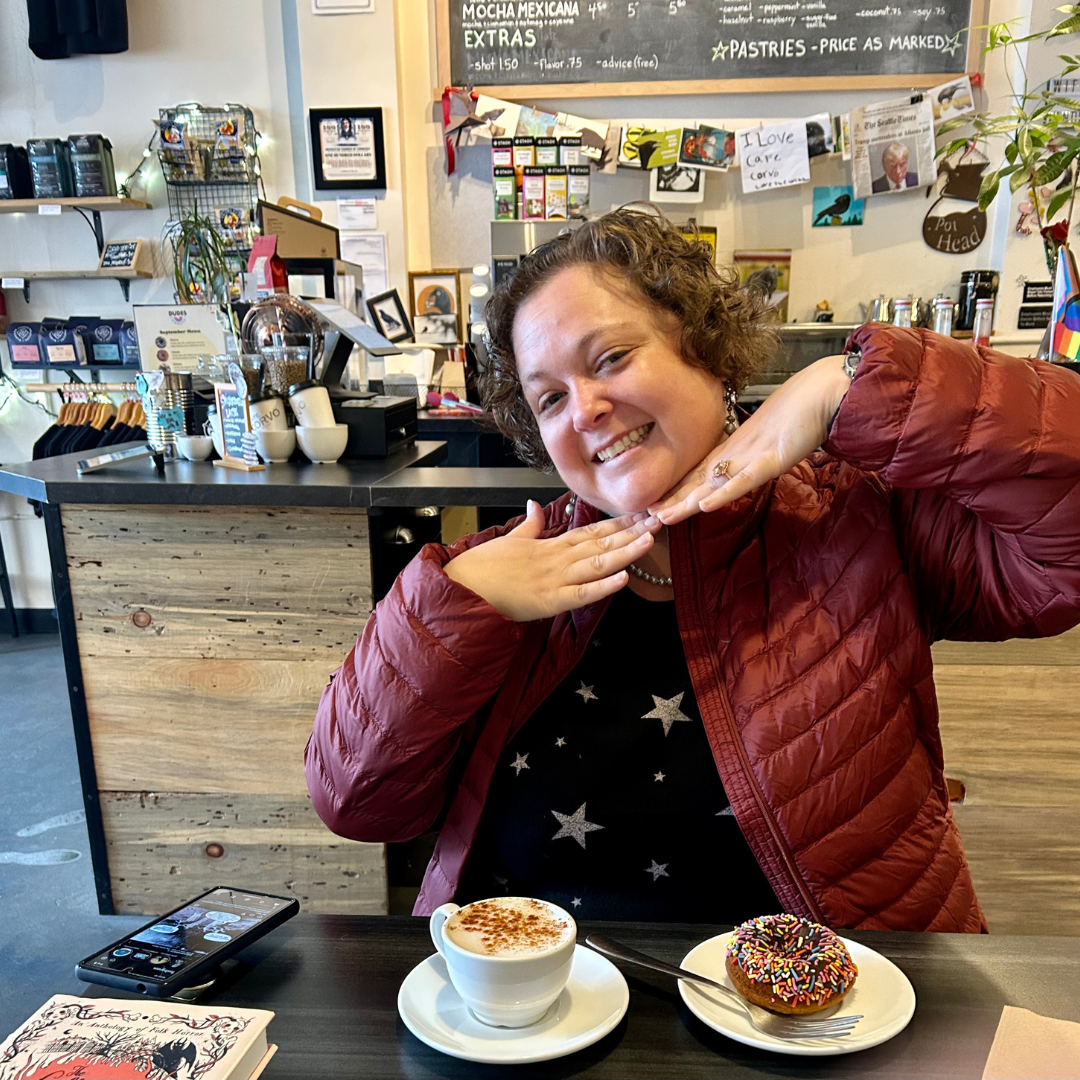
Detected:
[{"left": 737, "top": 121, "right": 810, "bottom": 195}]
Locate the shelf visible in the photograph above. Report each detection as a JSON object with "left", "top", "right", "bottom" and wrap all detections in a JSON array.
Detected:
[
  {"left": 0, "top": 197, "right": 151, "bottom": 214},
  {"left": 0, "top": 268, "right": 153, "bottom": 301}
]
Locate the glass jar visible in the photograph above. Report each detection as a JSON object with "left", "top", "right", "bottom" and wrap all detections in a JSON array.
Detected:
[
  {"left": 972, "top": 298, "right": 994, "bottom": 347},
  {"left": 932, "top": 298, "right": 954, "bottom": 337},
  {"left": 261, "top": 345, "right": 310, "bottom": 397},
  {"left": 892, "top": 298, "right": 913, "bottom": 328}
]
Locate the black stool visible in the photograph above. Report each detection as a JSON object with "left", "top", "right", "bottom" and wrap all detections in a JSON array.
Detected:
[{"left": 0, "top": 522, "right": 18, "bottom": 638}]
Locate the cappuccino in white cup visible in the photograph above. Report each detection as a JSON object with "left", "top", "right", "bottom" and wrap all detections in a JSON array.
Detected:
[{"left": 430, "top": 896, "right": 577, "bottom": 1027}]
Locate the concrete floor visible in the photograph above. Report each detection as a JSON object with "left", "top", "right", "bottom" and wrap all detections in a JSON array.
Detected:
[{"left": 0, "top": 633, "right": 96, "bottom": 967}]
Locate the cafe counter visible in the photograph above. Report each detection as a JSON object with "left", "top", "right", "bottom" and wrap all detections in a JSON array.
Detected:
[
  {"left": 0, "top": 444, "right": 564, "bottom": 921},
  {"left": 2, "top": 444, "right": 1079, "bottom": 946}
]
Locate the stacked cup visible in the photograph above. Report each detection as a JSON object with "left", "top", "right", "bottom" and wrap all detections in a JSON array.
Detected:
[
  {"left": 249, "top": 389, "right": 295, "bottom": 464},
  {"left": 288, "top": 381, "right": 347, "bottom": 464}
]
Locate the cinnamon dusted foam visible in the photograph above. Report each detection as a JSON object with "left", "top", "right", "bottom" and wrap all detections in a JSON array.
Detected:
[{"left": 445, "top": 897, "right": 574, "bottom": 957}]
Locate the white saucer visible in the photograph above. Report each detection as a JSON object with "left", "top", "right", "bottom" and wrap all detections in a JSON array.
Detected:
[
  {"left": 678, "top": 932, "right": 916, "bottom": 1056},
  {"left": 398, "top": 944, "right": 629, "bottom": 1064}
]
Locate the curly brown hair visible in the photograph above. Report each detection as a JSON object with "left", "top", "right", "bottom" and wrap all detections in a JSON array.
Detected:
[{"left": 481, "top": 207, "right": 778, "bottom": 471}]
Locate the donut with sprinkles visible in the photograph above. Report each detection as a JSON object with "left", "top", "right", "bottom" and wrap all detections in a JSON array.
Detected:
[{"left": 725, "top": 913, "right": 858, "bottom": 1015}]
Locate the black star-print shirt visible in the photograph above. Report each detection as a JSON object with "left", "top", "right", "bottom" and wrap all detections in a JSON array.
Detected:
[{"left": 455, "top": 585, "right": 781, "bottom": 922}]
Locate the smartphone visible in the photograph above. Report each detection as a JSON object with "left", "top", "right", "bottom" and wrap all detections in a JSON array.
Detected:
[{"left": 75, "top": 886, "right": 299, "bottom": 997}]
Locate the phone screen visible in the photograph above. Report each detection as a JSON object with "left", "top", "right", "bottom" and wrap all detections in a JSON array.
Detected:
[{"left": 81, "top": 888, "right": 291, "bottom": 984}]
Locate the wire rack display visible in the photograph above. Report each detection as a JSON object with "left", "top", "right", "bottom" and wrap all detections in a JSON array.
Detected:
[{"left": 157, "top": 103, "right": 265, "bottom": 267}]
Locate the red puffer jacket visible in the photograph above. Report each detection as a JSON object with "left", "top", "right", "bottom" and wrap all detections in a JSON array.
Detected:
[{"left": 306, "top": 325, "right": 1080, "bottom": 930}]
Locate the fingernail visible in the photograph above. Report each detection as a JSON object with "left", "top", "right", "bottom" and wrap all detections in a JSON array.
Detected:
[
  {"left": 632, "top": 511, "right": 649, "bottom": 521},
  {"left": 644, "top": 514, "right": 660, "bottom": 527}
]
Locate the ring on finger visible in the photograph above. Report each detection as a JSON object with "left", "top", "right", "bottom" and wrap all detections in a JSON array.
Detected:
[{"left": 712, "top": 459, "right": 732, "bottom": 481}]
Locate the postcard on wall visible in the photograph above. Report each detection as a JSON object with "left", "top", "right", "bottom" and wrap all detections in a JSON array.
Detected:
[
  {"left": 737, "top": 120, "right": 810, "bottom": 194},
  {"left": 650, "top": 165, "right": 705, "bottom": 203},
  {"left": 812, "top": 186, "right": 864, "bottom": 226},
  {"left": 554, "top": 113, "right": 610, "bottom": 162},
  {"left": 850, "top": 95, "right": 936, "bottom": 199},
  {"left": 678, "top": 125, "right": 735, "bottom": 172},
  {"left": 805, "top": 112, "right": 835, "bottom": 158},
  {"left": 474, "top": 95, "right": 522, "bottom": 140},
  {"left": 619, "top": 124, "right": 681, "bottom": 169},
  {"left": 930, "top": 75, "right": 975, "bottom": 124}
]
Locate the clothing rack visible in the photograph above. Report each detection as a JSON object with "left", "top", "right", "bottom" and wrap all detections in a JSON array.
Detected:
[{"left": 25, "top": 382, "right": 138, "bottom": 394}]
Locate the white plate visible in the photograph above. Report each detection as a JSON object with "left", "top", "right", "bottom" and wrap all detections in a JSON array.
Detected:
[
  {"left": 679, "top": 931, "right": 915, "bottom": 1056},
  {"left": 398, "top": 944, "right": 629, "bottom": 1065}
]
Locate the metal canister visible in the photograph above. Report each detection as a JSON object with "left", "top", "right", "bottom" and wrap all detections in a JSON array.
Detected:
[
  {"left": 932, "top": 297, "right": 955, "bottom": 337},
  {"left": 139, "top": 371, "right": 194, "bottom": 450}
]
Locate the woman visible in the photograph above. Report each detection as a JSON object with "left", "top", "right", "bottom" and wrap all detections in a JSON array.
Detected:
[{"left": 306, "top": 209, "right": 1080, "bottom": 931}]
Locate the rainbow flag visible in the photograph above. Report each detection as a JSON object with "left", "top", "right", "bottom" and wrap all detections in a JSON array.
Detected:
[{"left": 1052, "top": 245, "right": 1080, "bottom": 359}]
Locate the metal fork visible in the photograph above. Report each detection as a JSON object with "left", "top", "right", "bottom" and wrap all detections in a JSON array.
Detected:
[{"left": 585, "top": 933, "right": 862, "bottom": 1041}]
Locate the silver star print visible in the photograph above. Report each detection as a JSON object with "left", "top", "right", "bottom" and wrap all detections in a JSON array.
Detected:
[
  {"left": 551, "top": 803, "right": 604, "bottom": 849},
  {"left": 510, "top": 752, "right": 529, "bottom": 775},
  {"left": 654, "top": 771, "right": 665, "bottom": 782},
  {"left": 571, "top": 897, "right": 582, "bottom": 907},
  {"left": 575, "top": 681, "right": 598, "bottom": 703},
  {"left": 645, "top": 859, "right": 670, "bottom": 882},
  {"left": 555, "top": 737, "right": 566, "bottom": 748},
  {"left": 642, "top": 691, "right": 692, "bottom": 736}
]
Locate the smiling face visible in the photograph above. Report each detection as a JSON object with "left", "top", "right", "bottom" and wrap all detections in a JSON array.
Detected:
[{"left": 514, "top": 265, "right": 729, "bottom": 516}]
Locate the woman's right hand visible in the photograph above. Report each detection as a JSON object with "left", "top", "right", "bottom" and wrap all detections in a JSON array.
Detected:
[{"left": 443, "top": 501, "right": 661, "bottom": 622}]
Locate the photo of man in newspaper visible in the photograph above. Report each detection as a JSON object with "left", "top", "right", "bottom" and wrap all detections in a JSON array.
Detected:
[
  {"left": 870, "top": 140, "right": 919, "bottom": 193},
  {"left": 850, "top": 96, "right": 935, "bottom": 201}
]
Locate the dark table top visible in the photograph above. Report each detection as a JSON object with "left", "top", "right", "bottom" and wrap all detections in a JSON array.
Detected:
[
  {"left": 5, "top": 913, "right": 1077, "bottom": 1079},
  {"left": 0, "top": 444, "right": 568, "bottom": 509}
]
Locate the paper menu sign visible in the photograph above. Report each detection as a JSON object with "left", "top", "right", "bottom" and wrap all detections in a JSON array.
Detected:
[
  {"left": 737, "top": 121, "right": 810, "bottom": 194},
  {"left": 339, "top": 232, "right": 388, "bottom": 298},
  {"left": 337, "top": 197, "right": 376, "bottom": 230},
  {"left": 132, "top": 303, "right": 227, "bottom": 374}
]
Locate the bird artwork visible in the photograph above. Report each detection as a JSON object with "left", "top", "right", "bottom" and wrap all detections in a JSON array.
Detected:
[
  {"left": 937, "top": 83, "right": 961, "bottom": 106},
  {"left": 814, "top": 192, "right": 851, "bottom": 225}
]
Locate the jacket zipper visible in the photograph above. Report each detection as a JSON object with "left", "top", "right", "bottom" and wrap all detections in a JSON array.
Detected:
[{"left": 680, "top": 519, "right": 825, "bottom": 922}]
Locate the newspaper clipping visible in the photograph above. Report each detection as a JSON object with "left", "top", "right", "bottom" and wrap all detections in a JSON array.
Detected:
[{"left": 850, "top": 96, "right": 936, "bottom": 200}]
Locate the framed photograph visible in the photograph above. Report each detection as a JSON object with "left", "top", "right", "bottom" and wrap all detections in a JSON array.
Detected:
[
  {"left": 309, "top": 107, "right": 386, "bottom": 190},
  {"left": 408, "top": 270, "right": 462, "bottom": 345},
  {"left": 366, "top": 288, "right": 413, "bottom": 343}
]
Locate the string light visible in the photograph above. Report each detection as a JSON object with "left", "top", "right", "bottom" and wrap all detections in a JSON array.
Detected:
[
  {"left": 116, "top": 127, "right": 158, "bottom": 199},
  {"left": 0, "top": 373, "right": 56, "bottom": 419}
]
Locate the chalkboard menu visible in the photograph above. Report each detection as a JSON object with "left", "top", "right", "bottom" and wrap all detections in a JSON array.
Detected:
[
  {"left": 213, "top": 383, "right": 264, "bottom": 472},
  {"left": 99, "top": 241, "right": 139, "bottom": 269},
  {"left": 445, "top": 0, "right": 977, "bottom": 92}
]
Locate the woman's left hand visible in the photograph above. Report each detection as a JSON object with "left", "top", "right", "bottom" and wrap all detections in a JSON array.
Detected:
[{"left": 649, "top": 354, "right": 853, "bottom": 526}]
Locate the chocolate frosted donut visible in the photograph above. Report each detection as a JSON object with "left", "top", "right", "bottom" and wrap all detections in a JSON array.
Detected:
[{"left": 725, "top": 914, "right": 858, "bottom": 1015}]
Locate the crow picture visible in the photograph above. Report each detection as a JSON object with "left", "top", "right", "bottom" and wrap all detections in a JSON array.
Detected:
[{"left": 814, "top": 193, "right": 852, "bottom": 225}]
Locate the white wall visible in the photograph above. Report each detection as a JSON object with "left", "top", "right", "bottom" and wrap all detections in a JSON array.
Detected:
[{"left": 0, "top": 0, "right": 405, "bottom": 611}]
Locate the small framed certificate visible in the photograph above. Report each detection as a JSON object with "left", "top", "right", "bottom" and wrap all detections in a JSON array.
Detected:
[{"left": 309, "top": 107, "right": 386, "bottom": 190}]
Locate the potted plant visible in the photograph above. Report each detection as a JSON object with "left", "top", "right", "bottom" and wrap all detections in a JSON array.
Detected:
[
  {"left": 163, "top": 201, "right": 235, "bottom": 305},
  {"left": 939, "top": 4, "right": 1080, "bottom": 275}
]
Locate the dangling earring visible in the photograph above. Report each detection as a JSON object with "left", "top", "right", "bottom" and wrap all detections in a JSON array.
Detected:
[
  {"left": 565, "top": 493, "right": 577, "bottom": 518},
  {"left": 724, "top": 382, "right": 738, "bottom": 436}
]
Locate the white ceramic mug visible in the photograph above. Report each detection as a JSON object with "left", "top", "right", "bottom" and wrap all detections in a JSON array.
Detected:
[
  {"left": 176, "top": 434, "right": 214, "bottom": 461},
  {"left": 429, "top": 898, "right": 576, "bottom": 1028}
]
